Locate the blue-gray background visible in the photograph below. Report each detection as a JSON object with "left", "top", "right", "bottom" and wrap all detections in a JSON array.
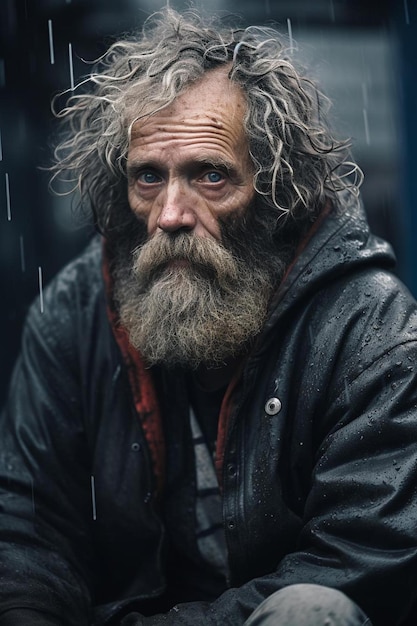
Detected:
[{"left": 1, "top": 0, "right": 416, "bottom": 405}]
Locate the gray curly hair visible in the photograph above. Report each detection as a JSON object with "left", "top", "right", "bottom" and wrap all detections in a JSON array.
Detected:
[{"left": 50, "top": 7, "right": 362, "bottom": 242}]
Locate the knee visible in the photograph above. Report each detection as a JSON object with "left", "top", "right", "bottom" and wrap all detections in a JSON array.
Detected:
[{"left": 244, "top": 584, "right": 371, "bottom": 626}]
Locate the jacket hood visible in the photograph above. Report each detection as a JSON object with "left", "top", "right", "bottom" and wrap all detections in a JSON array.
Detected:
[{"left": 258, "top": 191, "right": 396, "bottom": 347}]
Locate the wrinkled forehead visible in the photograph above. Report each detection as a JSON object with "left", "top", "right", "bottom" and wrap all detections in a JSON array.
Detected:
[{"left": 129, "top": 67, "right": 248, "bottom": 143}]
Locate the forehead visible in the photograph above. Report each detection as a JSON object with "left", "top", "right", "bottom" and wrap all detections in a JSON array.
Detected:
[{"left": 129, "top": 69, "right": 248, "bottom": 156}]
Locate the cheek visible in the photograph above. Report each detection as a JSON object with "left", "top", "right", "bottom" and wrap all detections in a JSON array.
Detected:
[
  {"left": 199, "top": 215, "right": 222, "bottom": 241},
  {"left": 127, "top": 185, "right": 138, "bottom": 210},
  {"left": 219, "top": 188, "right": 254, "bottom": 218},
  {"left": 128, "top": 188, "right": 152, "bottom": 218},
  {"left": 126, "top": 196, "right": 153, "bottom": 237}
]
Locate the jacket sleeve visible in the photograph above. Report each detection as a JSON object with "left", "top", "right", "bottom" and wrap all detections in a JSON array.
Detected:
[{"left": 0, "top": 280, "right": 94, "bottom": 625}]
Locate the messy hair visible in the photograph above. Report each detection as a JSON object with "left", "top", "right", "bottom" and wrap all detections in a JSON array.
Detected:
[{"left": 50, "top": 7, "right": 362, "bottom": 242}]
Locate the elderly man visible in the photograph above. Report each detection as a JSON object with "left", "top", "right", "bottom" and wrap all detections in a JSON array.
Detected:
[{"left": 1, "top": 8, "right": 417, "bottom": 626}]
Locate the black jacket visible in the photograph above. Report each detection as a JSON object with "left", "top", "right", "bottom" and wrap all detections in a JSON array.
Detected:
[{"left": 2, "top": 197, "right": 417, "bottom": 626}]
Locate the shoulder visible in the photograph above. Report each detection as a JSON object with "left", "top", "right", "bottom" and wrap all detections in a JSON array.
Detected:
[
  {"left": 305, "top": 267, "right": 417, "bottom": 400},
  {"left": 42, "top": 236, "right": 103, "bottom": 309},
  {"left": 317, "top": 267, "right": 417, "bottom": 342},
  {"left": 24, "top": 236, "right": 105, "bottom": 358}
]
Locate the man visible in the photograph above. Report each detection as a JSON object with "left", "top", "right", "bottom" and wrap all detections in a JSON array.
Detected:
[{"left": 1, "top": 7, "right": 417, "bottom": 625}]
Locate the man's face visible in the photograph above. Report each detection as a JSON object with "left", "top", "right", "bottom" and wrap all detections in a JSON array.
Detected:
[
  {"left": 126, "top": 68, "right": 255, "bottom": 241},
  {"left": 115, "top": 69, "right": 282, "bottom": 368}
]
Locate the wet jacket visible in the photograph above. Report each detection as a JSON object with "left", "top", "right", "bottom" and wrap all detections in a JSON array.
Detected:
[{"left": 2, "top": 197, "right": 417, "bottom": 626}]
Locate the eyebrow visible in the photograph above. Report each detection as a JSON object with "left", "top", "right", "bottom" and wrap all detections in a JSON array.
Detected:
[
  {"left": 126, "top": 160, "right": 159, "bottom": 180},
  {"left": 126, "top": 156, "right": 239, "bottom": 180}
]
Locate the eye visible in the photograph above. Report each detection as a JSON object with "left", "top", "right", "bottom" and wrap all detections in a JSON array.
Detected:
[
  {"left": 203, "top": 171, "right": 224, "bottom": 183},
  {"left": 138, "top": 171, "right": 161, "bottom": 184}
]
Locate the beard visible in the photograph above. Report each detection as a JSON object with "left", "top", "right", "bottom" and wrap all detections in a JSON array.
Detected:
[{"left": 112, "top": 204, "right": 288, "bottom": 369}]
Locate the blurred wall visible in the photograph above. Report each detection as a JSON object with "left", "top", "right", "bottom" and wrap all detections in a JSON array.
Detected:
[{"left": 1, "top": 0, "right": 415, "bottom": 405}]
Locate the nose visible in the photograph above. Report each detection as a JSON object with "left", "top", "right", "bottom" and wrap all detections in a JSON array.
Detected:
[{"left": 156, "top": 181, "right": 197, "bottom": 233}]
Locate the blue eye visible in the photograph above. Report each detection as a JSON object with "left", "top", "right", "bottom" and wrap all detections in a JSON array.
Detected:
[
  {"left": 139, "top": 171, "right": 160, "bottom": 184},
  {"left": 206, "top": 171, "right": 223, "bottom": 183}
]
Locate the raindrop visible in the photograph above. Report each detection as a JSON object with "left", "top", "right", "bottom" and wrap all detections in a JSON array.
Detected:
[
  {"left": 363, "top": 108, "right": 370, "bottom": 145},
  {"left": 361, "top": 82, "right": 368, "bottom": 109},
  {"left": 404, "top": 0, "right": 410, "bottom": 25},
  {"left": 38, "top": 267, "right": 44, "bottom": 314},
  {"left": 287, "top": 19, "right": 294, "bottom": 54},
  {"left": 5, "top": 173, "right": 11, "bottom": 221},
  {"left": 68, "top": 43, "right": 75, "bottom": 91},
  {"left": 20, "top": 235, "right": 26, "bottom": 273},
  {"left": 48, "top": 20, "right": 55, "bottom": 65},
  {"left": 91, "top": 475, "right": 97, "bottom": 520},
  {"left": 111, "top": 365, "right": 121, "bottom": 384}
]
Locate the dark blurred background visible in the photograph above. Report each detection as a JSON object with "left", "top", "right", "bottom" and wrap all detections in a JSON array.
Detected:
[{"left": 1, "top": 0, "right": 416, "bottom": 405}]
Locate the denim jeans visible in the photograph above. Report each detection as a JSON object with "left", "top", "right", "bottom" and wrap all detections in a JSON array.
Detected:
[{"left": 244, "top": 584, "right": 372, "bottom": 626}]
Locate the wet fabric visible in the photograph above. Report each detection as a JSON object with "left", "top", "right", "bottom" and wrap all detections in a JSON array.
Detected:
[{"left": 2, "top": 194, "right": 417, "bottom": 625}]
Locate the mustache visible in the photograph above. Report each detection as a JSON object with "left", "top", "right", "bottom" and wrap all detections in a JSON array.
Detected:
[{"left": 132, "top": 232, "right": 241, "bottom": 285}]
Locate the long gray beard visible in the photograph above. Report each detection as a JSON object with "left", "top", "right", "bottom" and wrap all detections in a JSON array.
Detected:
[{"left": 113, "top": 231, "right": 277, "bottom": 368}]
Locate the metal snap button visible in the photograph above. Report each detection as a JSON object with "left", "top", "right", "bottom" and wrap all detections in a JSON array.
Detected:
[
  {"left": 265, "top": 397, "right": 282, "bottom": 415},
  {"left": 227, "top": 463, "right": 237, "bottom": 478}
]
